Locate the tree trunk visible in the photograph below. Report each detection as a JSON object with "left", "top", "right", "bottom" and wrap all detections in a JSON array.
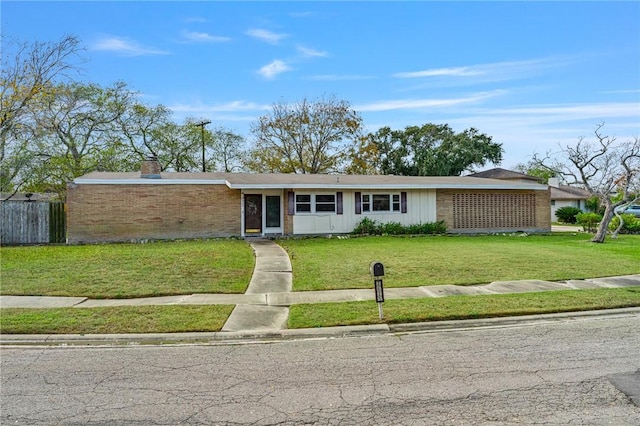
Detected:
[{"left": 591, "top": 205, "right": 614, "bottom": 243}]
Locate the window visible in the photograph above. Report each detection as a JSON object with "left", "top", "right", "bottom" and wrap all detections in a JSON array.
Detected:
[
  {"left": 315, "top": 194, "right": 336, "bottom": 212},
  {"left": 266, "top": 196, "right": 281, "bottom": 227},
  {"left": 295, "top": 193, "right": 336, "bottom": 213},
  {"left": 362, "top": 194, "right": 371, "bottom": 212},
  {"left": 295, "top": 194, "right": 311, "bottom": 213},
  {"left": 362, "top": 193, "right": 401, "bottom": 212}
]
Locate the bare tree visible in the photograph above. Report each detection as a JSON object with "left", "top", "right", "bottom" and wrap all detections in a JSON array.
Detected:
[
  {"left": 534, "top": 124, "right": 640, "bottom": 243},
  {"left": 246, "top": 96, "right": 363, "bottom": 174}
]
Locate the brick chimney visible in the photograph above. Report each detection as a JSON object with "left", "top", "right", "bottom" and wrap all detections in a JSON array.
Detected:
[{"left": 140, "top": 156, "right": 161, "bottom": 179}]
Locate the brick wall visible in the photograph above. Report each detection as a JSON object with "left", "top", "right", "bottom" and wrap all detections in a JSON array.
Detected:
[
  {"left": 436, "top": 189, "right": 551, "bottom": 233},
  {"left": 67, "top": 183, "right": 241, "bottom": 243}
]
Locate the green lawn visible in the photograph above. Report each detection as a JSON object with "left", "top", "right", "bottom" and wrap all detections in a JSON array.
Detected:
[
  {"left": 289, "top": 287, "right": 640, "bottom": 328},
  {"left": 0, "top": 305, "right": 234, "bottom": 334},
  {"left": 279, "top": 234, "right": 640, "bottom": 291},
  {"left": 1, "top": 240, "right": 254, "bottom": 298},
  {"left": 2, "top": 234, "right": 639, "bottom": 335}
]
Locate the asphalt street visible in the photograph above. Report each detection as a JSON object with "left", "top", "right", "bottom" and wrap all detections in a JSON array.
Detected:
[{"left": 2, "top": 312, "right": 639, "bottom": 425}]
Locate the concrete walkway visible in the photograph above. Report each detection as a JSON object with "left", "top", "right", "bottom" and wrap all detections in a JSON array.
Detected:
[{"left": 1, "top": 239, "right": 639, "bottom": 335}]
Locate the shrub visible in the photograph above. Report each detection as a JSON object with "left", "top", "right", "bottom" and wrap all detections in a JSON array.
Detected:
[
  {"left": 609, "top": 214, "right": 640, "bottom": 234},
  {"left": 352, "top": 218, "right": 446, "bottom": 236},
  {"left": 380, "top": 221, "right": 404, "bottom": 235},
  {"left": 576, "top": 212, "right": 602, "bottom": 233},
  {"left": 352, "top": 217, "right": 380, "bottom": 235},
  {"left": 555, "top": 206, "right": 582, "bottom": 224}
]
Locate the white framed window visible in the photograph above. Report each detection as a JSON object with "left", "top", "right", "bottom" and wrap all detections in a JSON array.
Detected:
[
  {"left": 315, "top": 194, "right": 336, "bottom": 212},
  {"left": 362, "top": 193, "right": 401, "bottom": 212},
  {"left": 295, "top": 194, "right": 312, "bottom": 213},
  {"left": 295, "top": 193, "right": 336, "bottom": 214}
]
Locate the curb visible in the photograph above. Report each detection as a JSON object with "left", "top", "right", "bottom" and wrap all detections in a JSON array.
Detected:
[{"left": 2, "top": 308, "right": 639, "bottom": 347}]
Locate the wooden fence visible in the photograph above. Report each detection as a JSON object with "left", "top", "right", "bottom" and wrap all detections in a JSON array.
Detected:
[{"left": 0, "top": 201, "right": 66, "bottom": 244}]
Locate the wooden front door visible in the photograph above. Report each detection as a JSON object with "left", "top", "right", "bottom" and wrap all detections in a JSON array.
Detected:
[{"left": 244, "top": 194, "right": 262, "bottom": 234}]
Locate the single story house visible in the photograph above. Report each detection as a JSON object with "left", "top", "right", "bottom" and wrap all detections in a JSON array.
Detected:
[
  {"left": 66, "top": 158, "right": 551, "bottom": 243},
  {"left": 468, "top": 167, "right": 542, "bottom": 184},
  {"left": 547, "top": 177, "right": 591, "bottom": 219},
  {"left": 469, "top": 168, "right": 591, "bottom": 220}
]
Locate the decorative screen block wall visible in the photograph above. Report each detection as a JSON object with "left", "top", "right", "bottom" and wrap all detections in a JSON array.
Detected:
[{"left": 452, "top": 193, "right": 536, "bottom": 229}]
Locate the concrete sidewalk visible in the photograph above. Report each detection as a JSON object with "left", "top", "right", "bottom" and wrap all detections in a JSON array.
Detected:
[{"left": 1, "top": 238, "right": 639, "bottom": 338}]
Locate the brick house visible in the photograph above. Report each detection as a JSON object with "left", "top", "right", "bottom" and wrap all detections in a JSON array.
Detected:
[
  {"left": 469, "top": 168, "right": 591, "bottom": 221},
  {"left": 66, "top": 159, "right": 551, "bottom": 243}
]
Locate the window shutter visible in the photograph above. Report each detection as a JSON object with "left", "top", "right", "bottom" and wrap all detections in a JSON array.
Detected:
[
  {"left": 336, "top": 192, "right": 343, "bottom": 215},
  {"left": 287, "top": 191, "right": 295, "bottom": 215},
  {"left": 401, "top": 191, "right": 407, "bottom": 213},
  {"left": 355, "top": 192, "right": 361, "bottom": 214}
]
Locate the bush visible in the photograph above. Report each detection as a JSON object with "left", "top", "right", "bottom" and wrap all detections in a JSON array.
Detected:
[
  {"left": 555, "top": 206, "right": 582, "bottom": 224},
  {"left": 351, "top": 217, "right": 380, "bottom": 235},
  {"left": 576, "top": 212, "right": 602, "bottom": 233},
  {"left": 352, "top": 218, "right": 446, "bottom": 236},
  {"left": 609, "top": 214, "right": 640, "bottom": 234}
]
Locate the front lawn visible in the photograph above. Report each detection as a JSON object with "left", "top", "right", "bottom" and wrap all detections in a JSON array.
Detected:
[
  {"left": 1, "top": 240, "right": 254, "bottom": 298},
  {"left": 0, "top": 305, "right": 234, "bottom": 334},
  {"left": 289, "top": 287, "right": 640, "bottom": 328},
  {"left": 279, "top": 234, "right": 640, "bottom": 291}
]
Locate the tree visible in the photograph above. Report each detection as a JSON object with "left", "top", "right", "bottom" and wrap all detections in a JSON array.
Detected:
[
  {"left": 246, "top": 96, "right": 363, "bottom": 174},
  {"left": 210, "top": 128, "right": 246, "bottom": 172},
  {"left": 359, "top": 124, "right": 503, "bottom": 176},
  {"left": 0, "top": 34, "right": 82, "bottom": 196},
  {"left": 533, "top": 124, "right": 640, "bottom": 243},
  {"left": 513, "top": 161, "right": 559, "bottom": 184},
  {"left": 23, "top": 81, "right": 133, "bottom": 196}
]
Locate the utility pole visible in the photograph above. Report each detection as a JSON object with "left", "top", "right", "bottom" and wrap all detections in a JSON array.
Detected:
[{"left": 195, "top": 120, "right": 211, "bottom": 172}]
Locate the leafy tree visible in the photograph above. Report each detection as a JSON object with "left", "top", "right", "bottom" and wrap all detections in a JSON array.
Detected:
[
  {"left": 360, "top": 124, "right": 502, "bottom": 176},
  {"left": 513, "top": 161, "right": 559, "bottom": 183},
  {"left": 245, "top": 96, "right": 363, "bottom": 174},
  {"left": 1, "top": 34, "right": 82, "bottom": 196},
  {"left": 533, "top": 123, "right": 640, "bottom": 243},
  {"left": 22, "top": 81, "right": 133, "bottom": 196},
  {"left": 210, "top": 127, "right": 246, "bottom": 172}
]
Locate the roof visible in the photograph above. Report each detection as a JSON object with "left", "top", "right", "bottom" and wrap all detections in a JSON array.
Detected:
[
  {"left": 73, "top": 171, "right": 548, "bottom": 191},
  {"left": 550, "top": 185, "right": 591, "bottom": 200},
  {"left": 468, "top": 168, "right": 542, "bottom": 182}
]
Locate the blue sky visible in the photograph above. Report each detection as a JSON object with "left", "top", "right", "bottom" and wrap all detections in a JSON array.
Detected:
[{"left": 3, "top": 1, "right": 640, "bottom": 169}]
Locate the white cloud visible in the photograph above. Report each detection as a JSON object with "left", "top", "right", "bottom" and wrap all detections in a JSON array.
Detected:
[
  {"left": 356, "top": 91, "right": 505, "bottom": 112},
  {"left": 394, "top": 66, "right": 483, "bottom": 78},
  {"left": 306, "top": 74, "right": 375, "bottom": 81},
  {"left": 394, "top": 57, "right": 575, "bottom": 81},
  {"left": 90, "top": 36, "right": 169, "bottom": 56},
  {"left": 182, "top": 31, "right": 231, "bottom": 43},
  {"left": 257, "top": 60, "right": 292, "bottom": 79},
  {"left": 289, "top": 11, "right": 313, "bottom": 18},
  {"left": 183, "top": 17, "right": 207, "bottom": 23},
  {"left": 296, "top": 45, "right": 328, "bottom": 58},
  {"left": 170, "top": 101, "right": 268, "bottom": 113},
  {"left": 246, "top": 28, "right": 288, "bottom": 45}
]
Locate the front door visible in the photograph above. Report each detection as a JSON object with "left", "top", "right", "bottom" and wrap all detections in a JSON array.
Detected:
[{"left": 244, "top": 194, "right": 262, "bottom": 234}]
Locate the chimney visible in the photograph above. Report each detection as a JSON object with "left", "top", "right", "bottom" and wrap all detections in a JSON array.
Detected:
[
  {"left": 141, "top": 156, "right": 161, "bottom": 179},
  {"left": 548, "top": 177, "right": 560, "bottom": 188}
]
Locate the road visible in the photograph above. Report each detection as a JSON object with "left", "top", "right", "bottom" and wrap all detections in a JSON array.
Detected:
[{"left": 2, "top": 314, "right": 639, "bottom": 425}]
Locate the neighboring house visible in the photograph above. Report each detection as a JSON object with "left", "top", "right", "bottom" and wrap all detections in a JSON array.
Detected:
[
  {"left": 66, "top": 158, "right": 551, "bottom": 243},
  {"left": 547, "top": 178, "right": 591, "bottom": 219},
  {"left": 468, "top": 168, "right": 543, "bottom": 185}
]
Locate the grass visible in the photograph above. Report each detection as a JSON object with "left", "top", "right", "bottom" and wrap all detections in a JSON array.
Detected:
[
  {"left": 279, "top": 234, "right": 640, "bottom": 291},
  {"left": 1, "top": 239, "right": 254, "bottom": 298},
  {"left": 0, "top": 305, "right": 234, "bottom": 334},
  {"left": 289, "top": 287, "right": 640, "bottom": 328}
]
